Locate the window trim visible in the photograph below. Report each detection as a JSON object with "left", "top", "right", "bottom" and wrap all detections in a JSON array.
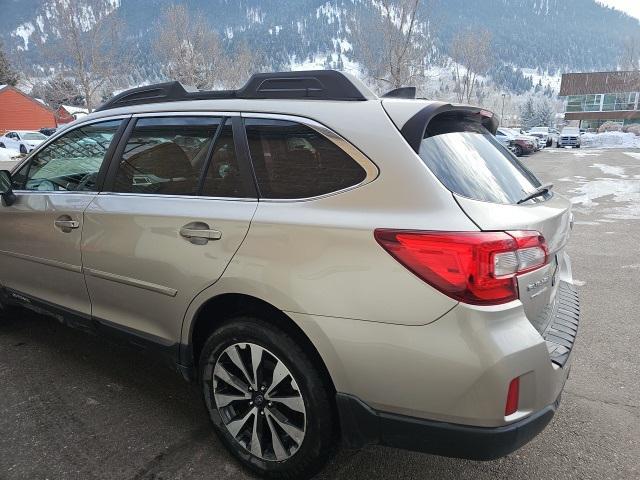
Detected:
[
  {"left": 11, "top": 116, "right": 130, "bottom": 194},
  {"left": 239, "top": 112, "right": 379, "bottom": 202},
  {"left": 101, "top": 113, "right": 259, "bottom": 200}
]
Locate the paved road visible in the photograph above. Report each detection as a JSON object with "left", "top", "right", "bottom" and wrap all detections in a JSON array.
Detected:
[{"left": 1, "top": 148, "right": 639, "bottom": 480}]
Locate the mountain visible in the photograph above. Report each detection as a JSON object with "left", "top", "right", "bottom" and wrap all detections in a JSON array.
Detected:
[{"left": 2, "top": 0, "right": 640, "bottom": 91}]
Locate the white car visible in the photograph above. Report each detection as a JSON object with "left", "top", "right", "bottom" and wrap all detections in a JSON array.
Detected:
[
  {"left": 0, "top": 130, "right": 48, "bottom": 154},
  {"left": 529, "top": 127, "right": 554, "bottom": 147},
  {"left": 528, "top": 132, "right": 548, "bottom": 149}
]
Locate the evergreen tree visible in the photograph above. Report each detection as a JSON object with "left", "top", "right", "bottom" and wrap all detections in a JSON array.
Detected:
[
  {"left": 520, "top": 97, "right": 537, "bottom": 128},
  {"left": 0, "top": 42, "right": 19, "bottom": 86}
]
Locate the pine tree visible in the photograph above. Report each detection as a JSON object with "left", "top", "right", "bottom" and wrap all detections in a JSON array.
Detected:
[
  {"left": 0, "top": 42, "right": 19, "bottom": 86},
  {"left": 535, "top": 96, "right": 554, "bottom": 127},
  {"left": 519, "top": 97, "right": 537, "bottom": 128}
]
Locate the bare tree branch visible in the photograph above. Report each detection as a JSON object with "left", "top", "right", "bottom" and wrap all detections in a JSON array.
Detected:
[
  {"left": 351, "top": 0, "right": 432, "bottom": 93},
  {"left": 450, "top": 29, "right": 492, "bottom": 104},
  {"left": 42, "top": 0, "right": 130, "bottom": 112},
  {"left": 154, "top": 4, "right": 261, "bottom": 90}
]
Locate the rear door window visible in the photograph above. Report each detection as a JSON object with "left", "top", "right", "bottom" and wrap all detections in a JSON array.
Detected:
[
  {"left": 418, "top": 119, "right": 543, "bottom": 204},
  {"left": 112, "top": 117, "right": 220, "bottom": 196},
  {"left": 200, "top": 121, "right": 246, "bottom": 198},
  {"left": 244, "top": 118, "right": 367, "bottom": 199}
]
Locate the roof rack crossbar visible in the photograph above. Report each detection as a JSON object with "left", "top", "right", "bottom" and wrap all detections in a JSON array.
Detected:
[{"left": 96, "top": 70, "right": 370, "bottom": 112}]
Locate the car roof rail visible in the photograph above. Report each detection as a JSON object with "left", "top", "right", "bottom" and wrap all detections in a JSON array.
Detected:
[
  {"left": 96, "top": 70, "right": 373, "bottom": 112},
  {"left": 381, "top": 87, "right": 416, "bottom": 99}
]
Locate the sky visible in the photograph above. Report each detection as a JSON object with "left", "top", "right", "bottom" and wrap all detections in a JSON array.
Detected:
[{"left": 596, "top": 0, "right": 640, "bottom": 21}]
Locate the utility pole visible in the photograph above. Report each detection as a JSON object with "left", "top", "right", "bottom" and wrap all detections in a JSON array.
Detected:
[{"left": 501, "top": 93, "right": 506, "bottom": 126}]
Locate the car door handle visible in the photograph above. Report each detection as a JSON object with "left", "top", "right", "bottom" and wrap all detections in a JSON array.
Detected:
[
  {"left": 54, "top": 217, "right": 80, "bottom": 232},
  {"left": 179, "top": 222, "right": 222, "bottom": 244},
  {"left": 180, "top": 228, "right": 222, "bottom": 240}
]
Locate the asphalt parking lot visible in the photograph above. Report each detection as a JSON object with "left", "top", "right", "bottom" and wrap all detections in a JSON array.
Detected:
[{"left": 1, "top": 148, "right": 639, "bottom": 480}]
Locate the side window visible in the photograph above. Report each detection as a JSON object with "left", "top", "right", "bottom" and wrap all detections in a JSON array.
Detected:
[
  {"left": 13, "top": 120, "right": 122, "bottom": 191},
  {"left": 244, "top": 118, "right": 367, "bottom": 199},
  {"left": 200, "top": 121, "right": 247, "bottom": 198},
  {"left": 112, "top": 117, "right": 220, "bottom": 196}
]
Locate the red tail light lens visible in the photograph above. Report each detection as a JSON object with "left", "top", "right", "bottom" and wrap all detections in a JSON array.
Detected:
[
  {"left": 505, "top": 377, "right": 520, "bottom": 416},
  {"left": 374, "top": 229, "right": 548, "bottom": 306}
]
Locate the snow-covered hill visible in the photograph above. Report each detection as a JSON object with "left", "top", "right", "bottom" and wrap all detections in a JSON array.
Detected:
[{"left": 2, "top": 0, "right": 640, "bottom": 94}]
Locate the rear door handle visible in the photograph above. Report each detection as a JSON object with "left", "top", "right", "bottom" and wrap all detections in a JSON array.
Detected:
[
  {"left": 180, "top": 222, "right": 222, "bottom": 244},
  {"left": 180, "top": 228, "right": 222, "bottom": 240},
  {"left": 54, "top": 216, "right": 80, "bottom": 232}
]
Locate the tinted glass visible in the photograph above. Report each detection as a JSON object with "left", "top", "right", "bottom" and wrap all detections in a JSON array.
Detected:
[
  {"left": 23, "top": 132, "right": 47, "bottom": 140},
  {"left": 244, "top": 118, "right": 366, "bottom": 199},
  {"left": 113, "top": 117, "right": 220, "bottom": 195},
  {"left": 13, "top": 120, "right": 122, "bottom": 192},
  {"left": 418, "top": 124, "right": 542, "bottom": 204},
  {"left": 200, "top": 122, "right": 246, "bottom": 198}
]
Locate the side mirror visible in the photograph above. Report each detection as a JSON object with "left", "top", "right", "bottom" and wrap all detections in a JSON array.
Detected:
[{"left": 0, "top": 170, "right": 16, "bottom": 206}]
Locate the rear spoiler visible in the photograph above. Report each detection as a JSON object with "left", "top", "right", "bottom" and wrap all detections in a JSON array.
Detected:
[{"left": 400, "top": 102, "right": 499, "bottom": 153}]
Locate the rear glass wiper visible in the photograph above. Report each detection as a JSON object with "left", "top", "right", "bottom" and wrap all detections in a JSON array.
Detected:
[{"left": 517, "top": 183, "right": 553, "bottom": 204}]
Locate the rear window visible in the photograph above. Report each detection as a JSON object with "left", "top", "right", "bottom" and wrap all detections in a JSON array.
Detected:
[
  {"left": 418, "top": 118, "right": 542, "bottom": 204},
  {"left": 244, "top": 118, "right": 367, "bottom": 199}
]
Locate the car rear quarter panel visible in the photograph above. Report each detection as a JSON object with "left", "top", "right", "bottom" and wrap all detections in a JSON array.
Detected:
[{"left": 181, "top": 100, "right": 478, "bottom": 334}]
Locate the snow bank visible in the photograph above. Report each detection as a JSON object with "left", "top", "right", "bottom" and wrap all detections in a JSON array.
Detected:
[{"left": 582, "top": 131, "right": 640, "bottom": 149}]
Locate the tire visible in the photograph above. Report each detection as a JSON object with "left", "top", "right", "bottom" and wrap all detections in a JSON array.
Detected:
[
  {"left": 546, "top": 139, "right": 552, "bottom": 147},
  {"left": 576, "top": 145, "right": 581, "bottom": 149},
  {"left": 199, "top": 317, "right": 336, "bottom": 479},
  {"left": 0, "top": 143, "right": 5, "bottom": 148},
  {"left": 19, "top": 144, "right": 27, "bottom": 154},
  {"left": 513, "top": 144, "right": 523, "bottom": 156}
]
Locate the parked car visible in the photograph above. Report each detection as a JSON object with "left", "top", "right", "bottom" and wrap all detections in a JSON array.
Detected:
[
  {"left": 528, "top": 131, "right": 549, "bottom": 150},
  {"left": 558, "top": 127, "right": 582, "bottom": 148},
  {"left": 507, "top": 128, "right": 541, "bottom": 151},
  {"left": 39, "top": 127, "right": 58, "bottom": 137},
  {"left": 0, "top": 71, "right": 579, "bottom": 479},
  {"left": 496, "top": 128, "right": 535, "bottom": 156},
  {"left": 494, "top": 128, "right": 516, "bottom": 152},
  {"left": 0, "top": 130, "right": 48, "bottom": 153},
  {"left": 529, "top": 127, "right": 553, "bottom": 147}
]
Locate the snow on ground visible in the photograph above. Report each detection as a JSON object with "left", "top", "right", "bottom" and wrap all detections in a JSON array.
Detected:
[{"left": 582, "top": 132, "right": 640, "bottom": 149}]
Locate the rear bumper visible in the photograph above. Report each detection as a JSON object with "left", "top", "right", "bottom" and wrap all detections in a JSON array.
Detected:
[
  {"left": 333, "top": 283, "right": 578, "bottom": 459},
  {"left": 338, "top": 392, "right": 560, "bottom": 460}
]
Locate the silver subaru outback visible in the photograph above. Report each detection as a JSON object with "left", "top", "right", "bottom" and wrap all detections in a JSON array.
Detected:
[{"left": 0, "top": 71, "right": 579, "bottom": 479}]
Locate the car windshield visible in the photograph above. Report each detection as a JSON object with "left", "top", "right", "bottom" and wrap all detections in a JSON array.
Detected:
[
  {"left": 418, "top": 126, "right": 542, "bottom": 204},
  {"left": 22, "top": 132, "right": 47, "bottom": 140},
  {"left": 531, "top": 127, "right": 548, "bottom": 133},
  {"left": 562, "top": 128, "right": 580, "bottom": 134}
]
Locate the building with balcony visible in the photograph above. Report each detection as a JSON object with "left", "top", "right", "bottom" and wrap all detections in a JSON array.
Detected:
[{"left": 559, "top": 70, "right": 640, "bottom": 130}]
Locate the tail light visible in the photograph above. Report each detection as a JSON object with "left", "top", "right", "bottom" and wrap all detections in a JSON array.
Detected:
[
  {"left": 505, "top": 377, "right": 520, "bottom": 416},
  {"left": 374, "top": 229, "right": 548, "bottom": 306}
]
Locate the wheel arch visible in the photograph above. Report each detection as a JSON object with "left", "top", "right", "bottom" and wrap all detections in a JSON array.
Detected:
[{"left": 182, "top": 293, "right": 338, "bottom": 399}]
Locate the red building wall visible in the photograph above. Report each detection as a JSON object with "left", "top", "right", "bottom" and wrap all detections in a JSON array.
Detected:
[{"left": 0, "top": 87, "right": 59, "bottom": 132}]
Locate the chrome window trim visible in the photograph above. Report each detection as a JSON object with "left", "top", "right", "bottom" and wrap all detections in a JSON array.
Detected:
[
  {"left": 132, "top": 111, "right": 241, "bottom": 118},
  {"left": 9, "top": 114, "right": 132, "bottom": 174},
  {"left": 12, "top": 190, "right": 99, "bottom": 196},
  {"left": 240, "top": 112, "right": 379, "bottom": 203},
  {"left": 96, "top": 192, "right": 257, "bottom": 202}
]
